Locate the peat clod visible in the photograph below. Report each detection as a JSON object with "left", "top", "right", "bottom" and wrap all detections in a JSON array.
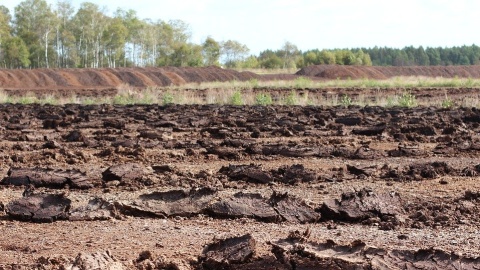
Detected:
[
  {"left": 206, "top": 146, "right": 241, "bottom": 160},
  {"left": 262, "top": 145, "right": 319, "bottom": 158},
  {"left": 352, "top": 146, "right": 383, "bottom": 160},
  {"left": 464, "top": 190, "right": 480, "bottom": 200},
  {"left": 69, "top": 198, "right": 116, "bottom": 221},
  {"left": 270, "top": 237, "right": 480, "bottom": 270},
  {"left": 220, "top": 164, "right": 318, "bottom": 184},
  {"left": 335, "top": 116, "right": 362, "bottom": 126},
  {"left": 319, "top": 188, "right": 404, "bottom": 225},
  {"left": 346, "top": 164, "right": 378, "bottom": 177},
  {"left": 219, "top": 164, "right": 273, "bottom": 184},
  {"left": 135, "top": 254, "right": 191, "bottom": 270},
  {"left": 352, "top": 125, "right": 386, "bottom": 136},
  {"left": 206, "top": 192, "right": 280, "bottom": 222},
  {"left": 403, "top": 161, "right": 454, "bottom": 180},
  {"left": 2, "top": 168, "right": 94, "bottom": 189},
  {"left": 274, "top": 164, "right": 318, "bottom": 184},
  {"left": 117, "top": 187, "right": 216, "bottom": 218},
  {"left": 389, "top": 143, "right": 426, "bottom": 157},
  {"left": 270, "top": 192, "right": 320, "bottom": 223},
  {"left": 64, "top": 251, "right": 125, "bottom": 270},
  {"left": 6, "top": 193, "right": 71, "bottom": 223},
  {"left": 200, "top": 234, "right": 256, "bottom": 270},
  {"left": 117, "top": 189, "right": 319, "bottom": 224},
  {"left": 64, "top": 129, "right": 85, "bottom": 142},
  {"left": 102, "top": 163, "right": 146, "bottom": 183}
]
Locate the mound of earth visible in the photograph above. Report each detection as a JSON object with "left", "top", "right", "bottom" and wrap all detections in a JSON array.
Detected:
[
  {"left": 297, "top": 65, "right": 480, "bottom": 79},
  {"left": 0, "top": 66, "right": 259, "bottom": 91}
]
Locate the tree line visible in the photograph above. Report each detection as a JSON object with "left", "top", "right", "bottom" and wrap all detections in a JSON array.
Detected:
[
  {"left": 0, "top": 0, "right": 251, "bottom": 69},
  {"left": 362, "top": 45, "right": 480, "bottom": 66},
  {"left": 0, "top": 0, "right": 479, "bottom": 69}
]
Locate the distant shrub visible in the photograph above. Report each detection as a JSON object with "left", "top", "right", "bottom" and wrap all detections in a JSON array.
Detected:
[
  {"left": 284, "top": 90, "right": 298, "bottom": 105},
  {"left": 442, "top": 95, "right": 455, "bottom": 109},
  {"left": 340, "top": 94, "right": 352, "bottom": 107},
  {"left": 113, "top": 93, "right": 134, "bottom": 105},
  {"left": 386, "top": 96, "right": 396, "bottom": 107},
  {"left": 464, "top": 77, "right": 474, "bottom": 87},
  {"left": 294, "top": 77, "right": 312, "bottom": 89},
  {"left": 249, "top": 78, "right": 259, "bottom": 88},
  {"left": 230, "top": 90, "right": 244, "bottom": 105},
  {"left": 255, "top": 93, "right": 273, "bottom": 105},
  {"left": 398, "top": 92, "right": 417, "bottom": 108},
  {"left": 16, "top": 93, "right": 37, "bottom": 104},
  {"left": 162, "top": 92, "right": 174, "bottom": 105}
]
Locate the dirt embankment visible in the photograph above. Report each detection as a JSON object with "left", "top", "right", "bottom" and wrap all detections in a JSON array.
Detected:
[
  {"left": 297, "top": 65, "right": 480, "bottom": 79},
  {"left": 0, "top": 66, "right": 259, "bottom": 91},
  {"left": 3, "top": 65, "right": 480, "bottom": 94}
]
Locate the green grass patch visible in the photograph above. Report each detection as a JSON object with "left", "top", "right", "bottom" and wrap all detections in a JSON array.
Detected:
[
  {"left": 230, "top": 90, "right": 244, "bottom": 105},
  {"left": 255, "top": 93, "right": 273, "bottom": 105}
]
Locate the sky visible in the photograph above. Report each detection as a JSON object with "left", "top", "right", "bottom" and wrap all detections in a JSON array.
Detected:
[{"left": 2, "top": 0, "right": 480, "bottom": 54}]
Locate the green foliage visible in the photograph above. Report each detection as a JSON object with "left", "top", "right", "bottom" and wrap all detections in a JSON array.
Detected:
[
  {"left": 441, "top": 95, "right": 455, "bottom": 109},
  {"left": 138, "top": 90, "right": 156, "bottom": 104},
  {"left": 304, "top": 51, "right": 318, "bottom": 66},
  {"left": 294, "top": 77, "right": 312, "bottom": 89},
  {"left": 2, "top": 37, "right": 31, "bottom": 68},
  {"left": 248, "top": 78, "right": 259, "bottom": 88},
  {"left": 202, "top": 36, "right": 221, "bottom": 66},
  {"left": 16, "top": 94, "right": 37, "bottom": 104},
  {"left": 0, "top": 7, "right": 11, "bottom": 41},
  {"left": 386, "top": 97, "right": 396, "bottom": 107},
  {"left": 465, "top": 77, "right": 475, "bottom": 87},
  {"left": 255, "top": 93, "right": 272, "bottom": 106},
  {"left": 363, "top": 45, "right": 480, "bottom": 66},
  {"left": 113, "top": 92, "right": 135, "bottom": 105},
  {"left": 318, "top": 50, "right": 336, "bottom": 64},
  {"left": 221, "top": 40, "right": 249, "bottom": 68},
  {"left": 162, "top": 92, "right": 174, "bottom": 105},
  {"left": 241, "top": 56, "right": 260, "bottom": 68},
  {"left": 259, "top": 50, "right": 283, "bottom": 69},
  {"left": 171, "top": 43, "right": 204, "bottom": 67},
  {"left": 340, "top": 94, "right": 352, "bottom": 107},
  {"left": 230, "top": 90, "right": 244, "bottom": 105},
  {"left": 284, "top": 91, "right": 298, "bottom": 105},
  {"left": 39, "top": 94, "right": 58, "bottom": 105},
  {"left": 397, "top": 92, "right": 417, "bottom": 108}
]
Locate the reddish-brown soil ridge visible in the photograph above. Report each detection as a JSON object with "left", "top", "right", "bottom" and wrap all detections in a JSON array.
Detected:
[
  {"left": 3, "top": 65, "right": 480, "bottom": 94},
  {"left": 297, "top": 64, "right": 480, "bottom": 79},
  {"left": 0, "top": 66, "right": 259, "bottom": 90}
]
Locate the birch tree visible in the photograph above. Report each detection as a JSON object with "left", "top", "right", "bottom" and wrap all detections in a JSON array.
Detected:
[
  {"left": 14, "top": 0, "right": 58, "bottom": 68},
  {"left": 221, "top": 40, "right": 249, "bottom": 67},
  {"left": 0, "top": 6, "right": 11, "bottom": 67},
  {"left": 103, "top": 17, "right": 127, "bottom": 68},
  {"left": 72, "top": 2, "right": 108, "bottom": 68},
  {"left": 2, "top": 36, "right": 30, "bottom": 68},
  {"left": 55, "top": 1, "right": 76, "bottom": 67},
  {"left": 202, "top": 37, "right": 220, "bottom": 66}
]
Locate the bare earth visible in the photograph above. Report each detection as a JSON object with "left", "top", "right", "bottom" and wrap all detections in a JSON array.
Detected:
[{"left": 1, "top": 101, "right": 480, "bottom": 269}]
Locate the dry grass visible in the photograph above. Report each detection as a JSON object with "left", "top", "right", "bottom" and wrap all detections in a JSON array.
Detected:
[
  {"left": 1, "top": 76, "right": 480, "bottom": 107},
  {"left": 163, "top": 76, "right": 480, "bottom": 92}
]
